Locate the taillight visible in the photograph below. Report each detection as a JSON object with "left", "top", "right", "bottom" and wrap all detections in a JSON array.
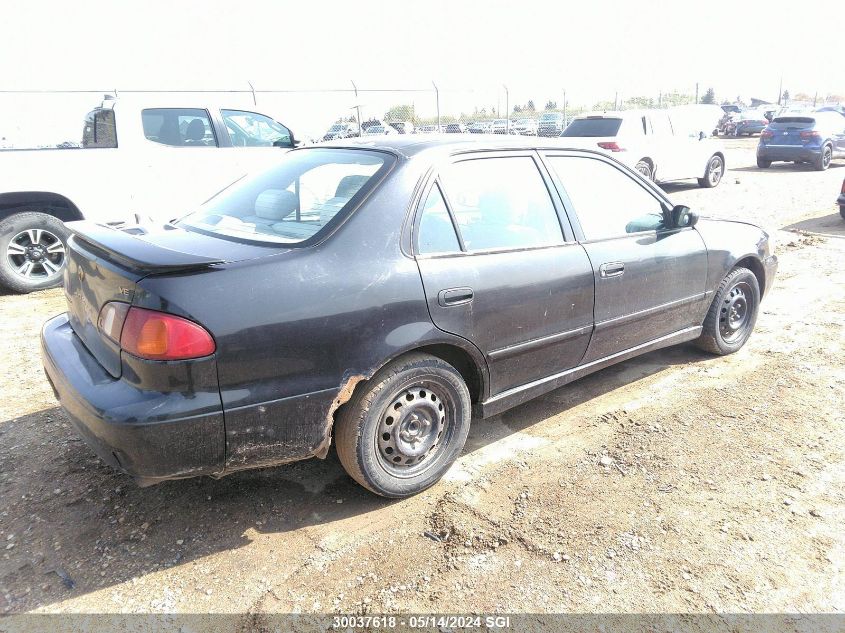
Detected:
[
  {"left": 800, "top": 130, "right": 820, "bottom": 140},
  {"left": 597, "top": 141, "right": 625, "bottom": 152},
  {"left": 119, "top": 307, "right": 215, "bottom": 360},
  {"left": 760, "top": 130, "right": 774, "bottom": 140},
  {"left": 97, "top": 301, "right": 131, "bottom": 343}
]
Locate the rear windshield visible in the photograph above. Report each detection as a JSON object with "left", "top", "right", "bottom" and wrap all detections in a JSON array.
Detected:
[
  {"left": 772, "top": 117, "right": 814, "bottom": 125},
  {"left": 562, "top": 118, "right": 622, "bottom": 137},
  {"left": 177, "top": 149, "right": 390, "bottom": 245}
]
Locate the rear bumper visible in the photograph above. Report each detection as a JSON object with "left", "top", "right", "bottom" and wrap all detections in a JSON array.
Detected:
[
  {"left": 757, "top": 145, "right": 821, "bottom": 162},
  {"left": 41, "top": 314, "right": 225, "bottom": 486}
]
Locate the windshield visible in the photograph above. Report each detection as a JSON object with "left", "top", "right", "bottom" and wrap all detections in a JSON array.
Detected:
[
  {"left": 328, "top": 124, "right": 345, "bottom": 132},
  {"left": 540, "top": 113, "right": 561, "bottom": 121},
  {"left": 561, "top": 118, "right": 623, "bottom": 137},
  {"left": 178, "top": 149, "right": 390, "bottom": 245}
]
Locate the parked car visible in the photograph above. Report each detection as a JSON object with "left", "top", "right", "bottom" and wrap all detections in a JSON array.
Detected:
[
  {"left": 514, "top": 118, "right": 538, "bottom": 135},
  {"left": 0, "top": 97, "right": 298, "bottom": 293},
  {"left": 490, "top": 119, "right": 509, "bottom": 134},
  {"left": 322, "top": 122, "right": 359, "bottom": 141},
  {"left": 363, "top": 125, "right": 395, "bottom": 136},
  {"left": 837, "top": 177, "right": 845, "bottom": 219},
  {"left": 389, "top": 121, "right": 414, "bottom": 135},
  {"left": 444, "top": 123, "right": 466, "bottom": 133},
  {"left": 538, "top": 112, "right": 565, "bottom": 137},
  {"left": 731, "top": 111, "right": 770, "bottom": 136},
  {"left": 817, "top": 105, "right": 845, "bottom": 118},
  {"left": 416, "top": 124, "right": 439, "bottom": 134},
  {"left": 561, "top": 110, "right": 726, "bottom": 187},
  {"left": 721, "top": 104, "right": 742, "bottom": 114},
  {"left": 757, "top": 111, "right": 845, "bottom": 170},
  {"left": 467, "top": 122, "right": 489, "bottom": 134},
  {"left": 41, "top": 136, "right": 777, "bottom": 498}
]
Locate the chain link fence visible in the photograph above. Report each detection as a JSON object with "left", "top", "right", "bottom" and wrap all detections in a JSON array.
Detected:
[{"left": 2, "top": 84, "right": 842, "bottom": 149}]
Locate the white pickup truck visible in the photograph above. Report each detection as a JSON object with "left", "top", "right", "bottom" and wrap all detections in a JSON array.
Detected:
[
  {"left": 560, "top": 106, "right": 726, "bottom": 189},
  {"left": 0, "top": 97, "right": 298, "bottom": 292}
]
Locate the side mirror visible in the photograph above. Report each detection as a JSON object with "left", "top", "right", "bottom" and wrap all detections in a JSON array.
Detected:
[{"left": 671, "top": 205, "right": 699, "bottom": 228}]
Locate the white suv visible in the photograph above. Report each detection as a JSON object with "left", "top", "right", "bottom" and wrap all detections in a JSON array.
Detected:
[{"left": 560, "top": 108, "right": 726, "bottom": 188}]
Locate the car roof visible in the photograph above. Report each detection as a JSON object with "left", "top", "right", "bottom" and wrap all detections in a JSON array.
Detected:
[{"left": 311, "top": 134, "right": 612, "bottom": 159}]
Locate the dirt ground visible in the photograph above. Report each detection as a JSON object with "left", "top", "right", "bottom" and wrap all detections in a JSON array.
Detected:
[{"left": 1, "top": 138, "right": 844, "bottom": 621}]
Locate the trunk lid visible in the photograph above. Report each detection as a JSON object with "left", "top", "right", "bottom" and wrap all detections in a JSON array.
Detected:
[{"left": 63, "top": 221, "right": 280, "bottom": 377}]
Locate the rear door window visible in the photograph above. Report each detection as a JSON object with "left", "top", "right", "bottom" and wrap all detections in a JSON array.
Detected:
[
  {"left": 417, "top": 183, "right": 461, "bottom": 255},
  {"left": 142, "top": 108, "right": 217, "bottom": 147},
  {"left": 439, "top": 156, "right": 564, "bottom": 251}
]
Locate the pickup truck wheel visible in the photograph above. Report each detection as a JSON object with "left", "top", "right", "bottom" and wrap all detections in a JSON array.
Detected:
[
  {"left": 698, "top": 155, "right": 724, "bottom": 188},
  {"left": 0, "top": 211, "right": 69, "bottom": 293},
  {"left": 695, "top": 267, "right": 760, "bottom": 355},
  {"left": 814, "top": 144, "right": 832, "bottom": 171},
  {"left": 634, "top": 160, "right": 652, "bottom": 180},
  {"left": 335, "top": 353, "right": 471, "bottom": 498}
]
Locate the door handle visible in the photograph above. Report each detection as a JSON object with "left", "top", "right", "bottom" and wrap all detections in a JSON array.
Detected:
[
  {"left": 599, "top": 262, "right": 625, "bottom": 278},
  {"left": 438, "top": 287, "right": 474, "bottom": 307}
]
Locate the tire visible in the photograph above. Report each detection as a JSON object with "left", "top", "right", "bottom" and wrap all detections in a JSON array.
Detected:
[
  {"left": 634, "top": 160, "right": 652, "bottom": 181},
  {"left": 757, "top": 158, "right": 771, "bottom": 168},
  {"left": 0, "top": 211, "right": 69, "bottom": 294},
  {"left": 698, "top": 155, "right": 724, "bottom": 188},
  {"left": 840, "top": 205, "right": 845, "bottom": 220},
  {"left": 814, "top": 144, "right": 832, "bottom": 171},
  {"left": 335, "top": 353, "right": 472, "bottom": 498},
  {"left": 695, "top": 267, "right": 760, "bottom": 355}
]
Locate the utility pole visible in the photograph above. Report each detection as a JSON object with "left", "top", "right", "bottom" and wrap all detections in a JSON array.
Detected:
[
  {"left": 431, "top": 81, "right": 441, "bottom": 131},
  {"left": 351, "top": 80, "right": 361, "bottom": 135},
  {"left": 777, "top": 75, "right": 783, "bottom": 105},
  {"left": 695, "top": 83, "right": 699, "bottom": 104},
  {"left": 813, "top": 91, "right": 818, "bottom": 107},
  {"left": 614, "top": 91, "right": 618, "bottom": 111},
  {"left": 503, "top": 84, "right": 509, "bottom": 133},
  {"left": 562, "top": 88, "right": 567, "bottom": 126}
]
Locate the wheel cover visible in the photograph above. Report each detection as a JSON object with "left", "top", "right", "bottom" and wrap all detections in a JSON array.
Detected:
[
  {"left": 6, "top": 228, "right": 66, "bottom": 281},
  {"left": 708, "top": 157, "right": 723, "bottom": 185},
  {"left": 823, "top": 147, "right": 832, "bottom": 168},
  {"left": 636, "top": 163, "right": 651, "bottom": 178},
  {"left": 376, "top": 383, "right": 450, "bottom": 477},
  {"left": 719, "top": 281, "right": 753, "bottom": 343}
]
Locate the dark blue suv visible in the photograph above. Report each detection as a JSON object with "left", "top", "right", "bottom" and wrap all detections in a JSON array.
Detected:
[{"left": 757, "top": 111, "right": 845, "bottom": 171}]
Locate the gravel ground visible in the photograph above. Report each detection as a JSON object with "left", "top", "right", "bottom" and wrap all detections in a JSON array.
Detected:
[{"left": 1, "top": 138, "right": 844, "bottom": 621}]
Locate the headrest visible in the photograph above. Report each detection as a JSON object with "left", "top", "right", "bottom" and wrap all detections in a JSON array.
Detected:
[{"left": 255, "top": 189, "right": 297, "bottom": 220}]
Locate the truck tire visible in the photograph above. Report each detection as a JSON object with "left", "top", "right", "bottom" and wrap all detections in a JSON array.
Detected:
[{"left": 0, "top": 211, "right": 70, "bottom": 293}]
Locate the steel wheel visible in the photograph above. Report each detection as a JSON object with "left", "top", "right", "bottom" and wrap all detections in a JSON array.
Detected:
[
  {"left": 375, "top": 384, "right": 452, "bottom": 477},
  {"left": 718, "top": 280, "right": 753, "bottom": 344},
  {"left": 6, "top": 228, "right": 66, "bottom": 281},
  {"left": 335, "top": 353, "right": 471, "bottom": 498}
]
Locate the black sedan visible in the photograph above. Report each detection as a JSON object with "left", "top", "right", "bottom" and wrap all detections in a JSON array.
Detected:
[{"left": 42, "top": 137, "right": 778, "bottom": 498}]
